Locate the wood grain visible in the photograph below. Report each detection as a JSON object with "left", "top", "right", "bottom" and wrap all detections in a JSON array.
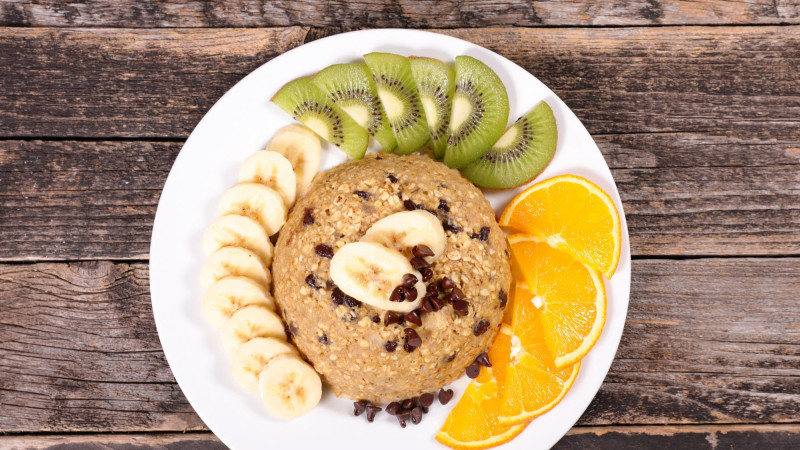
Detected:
[
  {"left": 3, "top": 425, "right": 800, "bottom": 449},
  {"left": 3, "top": 134, "right": 798, "bottom": 261},
  {"left": 0, "top": 1, "right": 797, "bottom": 27},
  {"left": 1, "top": 26, "right": 798, "bottom": 139},
  {"left": 1, "top": 259, "right": 797, "bottom": 432}
]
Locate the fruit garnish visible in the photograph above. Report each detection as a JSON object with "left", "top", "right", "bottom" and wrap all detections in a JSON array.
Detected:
[
  {"left": 443, "top": 56, "right": 509, "bottom": 169},
  {"left": 410, "top": 56, "right": 455, "bottom": 159},
  {"left": 311, "top": 63, "right": 398, "bottom": 152},
  {"left": 436, "top": 364, "right": 527, "bottom": 450},
  {"left": 461, "top": 101, "right": 557, "bottom": 189},
  {"left": 507, "top": 234, "right": 606, "bottom": 368},
  {"left": 271, "top": 77, "right": 369, "bottom": 160},
  {"left": 499, "top": 174, "right": 622, "bottom": 278},
  {"left": 364, "top": 52, "right": 431, "bottom": 154},
  {"left": 263, "top": 124, "right": 321, "bottom": 197}
]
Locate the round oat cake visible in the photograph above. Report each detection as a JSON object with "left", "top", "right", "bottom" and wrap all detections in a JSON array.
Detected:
[{"left": 272, "top": 153, "right": 511, "bottom": 404}]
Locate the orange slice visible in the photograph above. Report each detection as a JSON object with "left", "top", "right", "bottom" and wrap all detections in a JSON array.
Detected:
[
  {"left": 488, "top": 324, "right": 580, "bottom": 426},
  {"left": 508, "top": 234, "right": 606, "bottom": 368},
  {"left": 436, "top": 366, "right": 527, "bottom": 450},
  {"left": 499, "top": 174, "right": 621, "bottom": 278}
]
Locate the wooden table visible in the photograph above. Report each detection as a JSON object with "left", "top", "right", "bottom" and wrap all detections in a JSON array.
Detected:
[{"left": 1, "top": 1, "right": 799, "bottom": 448}]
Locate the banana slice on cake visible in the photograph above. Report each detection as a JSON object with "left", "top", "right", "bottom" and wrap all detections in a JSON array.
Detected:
[
  {"left": 200, "top": 246, "right": 271, "bottom": 290},
  {"left": 231, "top": 337, "right": 298, "bottom": 392},
  {"left": 329, "top": 241, "right": 426, "bottom": 313},
  {"left": 221, "top": 305, "right": 286, "bottom": 355},
  {"left": 258, "top": 354, "right": 322, "bottom": 419},
  {"left": 266, "top": 125, "right": 321, "bottom": 197},
  {"left": 203, "top": 214, "right": 274, "bottom": 266},
  {"left": 202, "top": 276, "right": 275, "bottom": 328},
  {"left": 217, "top": 183, "right": 287, "bottom": 236},
  {"left": 361, "top": 210, "right": 447, "bottom": 259},
  {"left": 238, "top": 151, "right": 297, "bottom": 208}
]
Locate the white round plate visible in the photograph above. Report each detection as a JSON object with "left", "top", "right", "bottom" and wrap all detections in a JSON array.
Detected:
[{"left": 150, "top": 29, "right": 630, "bottom": 450}]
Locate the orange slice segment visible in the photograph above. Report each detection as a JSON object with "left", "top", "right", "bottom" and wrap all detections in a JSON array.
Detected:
[
  {"left": 508, "top": 234, "right": 606, "bottom": 368},
  {"left": 499, "top": 174, "right": 621, "bottom": 278},
  {"left": 436, "top": 367, "right": 527, "bottom": 450}
]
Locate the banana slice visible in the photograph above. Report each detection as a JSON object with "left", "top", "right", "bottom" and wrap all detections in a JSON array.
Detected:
[
  {"left": 238, "top": 151, "right": 297, "bottom": 208},
  {"left": 231, "top": 337, "right": 298, "bottom": 392},
  {"left": 202, "top": 276, "right": 275, "bottom": 328},
  {"left": 329, "top": 241, "right": 425, "bottom": 313},
  {"left": 361, "top": 210, "right": 447, "bottom": 259},
  {"left": 266, "top": 124, "right": 322, "bottom": 198},
  {"left": 217, "top": 183, "right": 287, "bottom": 236},
  {"left": 203, "top": 214, "right": 274, "bottom": 266},
  {"left": 200, "top": 246, "right": 271, "bottom": 290},
  {"left": 258, "top": 353, "right": 322, "bottom": 419},
  {"left": 221, "top": 305, "right": 287, "bottom": 355}
]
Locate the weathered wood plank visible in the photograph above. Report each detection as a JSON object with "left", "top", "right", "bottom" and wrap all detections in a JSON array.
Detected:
[
  {"left": 1, "top": 259, "right": 797, "bottom": 432},
  {"left": 3, "top": 425, "right": 800, "bottom": 449},
  {"left": 1, "top": 26, "right": 798, "bottom": 139},
  {"left": 0, "top": 0, "right": 797, "bottom": 27},
  {"left": 3, "top": 134, "right": 799, "bottom": 261}
]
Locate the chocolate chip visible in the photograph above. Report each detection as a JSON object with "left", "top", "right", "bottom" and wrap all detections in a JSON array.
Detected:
[
  {"left": 439, "top": 388, "right": 454, "bottom": 405},
  {"left": 470, "top": 232, "right": 481, "bottom": 240},
  {"left": 421, "top": 405, "right": 429, "bottom": 414},
  {"left": 396, "top": 411, "right": 410, "bottom": 428},
  {"left": 372, "top": 315, "right": 381, "bottom": 323},
  {"left": 442, "top": 218, "right": 462, "bottom": 233},
  {"left": 439, "top": 277, "right": 455, "bottom": 290},
  {"left": 479, "top": 226, "right": 490, "bottom": 241},
  {"left": 385, "top": 340, "right": 398, "bottom": 352},
  {"left": 384, "top": 311, "right": 401, "bottom": 326},
  {"left": 419, "top": 298, "right": 434, "bottom": 314},
  {"left": 405, "top": 310, "right": 422, "bottom": 326},
  {"left": 315, "top": 244, "right": 333, "bottom": 258},
  {"left": 448, "top": 287, "right": 465, "bottom": 302},
  {"left": 332, "top": 288, "right": 344, "bottom": 306},
  {"left": 344, "top": 294, "right": 361, "bottom": 308},
  {"left": 402, "top": 398, "right": 417, "bottom": 410},
  {"left": 473, "top": 320, "right": 490, "bottom": 336},
  {"left": 366, "top": 405, "right": 381, "bottom": 422},
  {"left": 354, "top": 401, "right": 367, "bottom": 416},
  {"left": 387, "top": 173, "right": 398, "bottom": 183},
  {"left": 403, "top": 199, "right": 417, "bottom": 211},
  {"left": 466, "top": 363, "right": 481, "bottom": 378},
  {"left": 404, "top": 328, "right": 422, "bottom": 351},
  {"left": 499, "top": 289, "right": 508, "bottom": 308},
  {"left": 452, "top": 300, "right": 469, "bottom": 316},
  {"left": 412, "top": 245, "right": 435, "bottom": 258},
  {"left": 305, "top": 274, "right": 320, "bottom": 290},
  {"left": 429, "top": 296, "right": 443, "bottom": 312},
  {"left": 420, "top": 267, "right": 433, "bottom": 282},
  {"left": 419, "top": 392, "right": 435, "bottom": 408},
  {"left": 319, "top": 334, "right": 329, "bottom": 345},
  {"left": 354, "top": 190, "right": 370, "bottom": 199},
  {"left": 302, "top": 208, "right": 314, "bottom": 225},
  {"left": 390, "top": 285, "right": 406, "bottom": 302},
  {"left": 475, "top": 352, "right": 491, "bottom": 367},
  {"left": 410, "top": 406, "right": 423, "bottom": 424},
  {"left": 438, "top": 199, "right": 450, "bottom": 213},
  {"left": 402, "top": 273, "right": 418, "bottom": 287},
  {"left": 375, "top": 154, "right": 383, "bottom": 160},
  {"left": 426, "top": 282, "right": 438, "bottom": 295},
  {"left": 326, "top": 279, "right": 335, "bottom": 289},
  {"left": 410, "top": 256, "right": 431, "bottom": 269},
  {"left": 405, "top": 285, "right": 418, "bottom": 301},
  {"left": 386, "top": 401, "right": 401, "bottom": 415},
  {"left": 446, "top": 352, "right": 457, "bottom": 362}
]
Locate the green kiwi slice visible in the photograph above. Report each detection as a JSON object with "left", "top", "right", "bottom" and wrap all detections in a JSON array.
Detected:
[
  {"left": 461, "top": 101, "right": 557, "bottom": 189},
  {"left": 312, "top": 63, "right": 397, "bottom": 152},
  {"left": 272, "top": 77, "right": 369, "bottom": 160},
  {"left": 409, "top": 57, "right": 455, "bottom": 160},
  {"left": 443, "top": 56, "right": 509, "bottom": 168},
  {"left": 363, "top": 52, "right": 430, "bottom": 155}
]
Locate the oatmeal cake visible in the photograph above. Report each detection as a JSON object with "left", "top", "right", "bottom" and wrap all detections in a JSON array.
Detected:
[{"left": 272, "top": 153, "right": 511, "bottom": 404}]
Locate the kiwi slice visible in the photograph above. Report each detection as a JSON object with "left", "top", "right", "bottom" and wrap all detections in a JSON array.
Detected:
[
  {"left": 410, "top": 57, "right": 455, "bottom": 160},
  {"left": 461, "top": 101, "right": 557, "bottom": 189},
  {"left": 443, "top": 56, "right": 509, "bottom": 168},
  {"left": 272, "top": 77, "right": 369, "bottom": 160},
  {"left": 363, "top": 52, "right": 430, "bottom": 155},
  {"left": 312, "top": 64, "right": 397, "bottom": 152}
]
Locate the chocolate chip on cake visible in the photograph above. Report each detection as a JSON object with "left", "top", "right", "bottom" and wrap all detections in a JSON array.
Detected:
[
  {"left": 403, "top": 199, "right": 417, "bottom": 211},
  {"left": 354, "top": 190, "right": 370, "bottom": 199},
  {"left": 452, "top": 300, "right": 469, "bottom": 316},
  {"left": 438, "top": 199, "right": 450, "bottom": 213},
  {"left": 318, "top": 334, "right": 329, "bottom": 345},
  {"left": 331, "top": 287, "right": 345, "bottom": 306},
  {"left": 387, "top": 173, "right": 398, "bottom": 183},
  {"left": 499, "top": 289, "right": 508, "bottom": 308},
  {"left": 403, "top": 328, "right": 422, "bottom": 352},
  {"left": 343, "top": 294, "right": 361, "bottom": 308},
  {"left": 385, "top": 340, "right": 398, "bottom": 352},
  {"left": 402, "top": 273, "right": 418, "bottom": 287},
  {"left": 410, "top": 256, "right": 431, "bottom": 269},
  {"left": 475, "top": 352, "right": 491, "bottom": 367},
  {"left": 439, "top": 277, "right": 455, "bottom": 290},
  {"left": 305, "top": 274, "right": 320, "bottom": 290},
  {"left": 302, "top": 208, "right": 315, "bottom": 225},
  {"left": 405, "top": 310, "right": 422, "bottom": 326},
  {"left": 473, "top": 320, "right": 490, "bottom": 336},
  {"left": 412, "top": 245, "right": 435, "bottom": 258},
  {"left": 420, "top": 267, "right": 433, "bottom": 282},
  {"left": 479, "top": 226, "right": 490, "bottom": 241},
  {"left": 315, "top": 244, "right": 334, "bottom": 258},
  {"left": 384, "top": 311, "right": 401, "bottom": 326},
  {"left": 448, "top": 287, "right": 465, "bottom": 302},
  {"left": 390, "top": 285, "right": 407, "bottom": 302}
]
